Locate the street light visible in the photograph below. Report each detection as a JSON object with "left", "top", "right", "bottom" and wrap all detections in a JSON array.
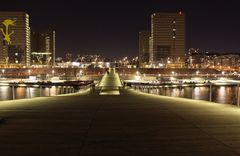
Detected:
[
  {"left": 79, "top": 70, "right": 83, "bottom": 76},
  {"left": 28, "top": 69, "right": 31, "bottom": 76},
  {"left": 52, "top": 70, "right": 55, "bottom": 76},
  {"left": 2, "top": 69, "right": 5, "bottom": 78},
  {"left": 196, "top": 70, "right": 199, "bottom": 75}
]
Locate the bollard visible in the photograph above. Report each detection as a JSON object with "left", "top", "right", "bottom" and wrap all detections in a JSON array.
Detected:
[
  {"left": 28, "top": 87, "right": 31, "bottom": 98},
  {"left": 56, "top": 87, "right": 58, "bottom": 95},
  {"left": 12, "top": 85, "right": 15, "bottom": 100},
  {"left": 191, "top": 85, "right": 194, "bottom": 99},
  {"left": 119, "top": 86, "right": 121, "bottom": 95},
  {"left": 40, "top": 86, "right": 42, "bottom": 97},
  {"left": 67, "top": 87, "right": 70, "bottom": 93},
  {"left": 62, "top": 86, "right": 65, "bottom": 94},
  {"left": 209, "top": 83, "right": 212, "bottom": 102},
  {"left": 49, "top": 87, "right": 51, "bottom": 96},
  {"left": 237, "top": 84, "right": 240, "bottom": 106}
]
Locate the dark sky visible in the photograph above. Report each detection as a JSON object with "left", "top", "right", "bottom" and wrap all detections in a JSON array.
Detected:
[{"left": 1, "top": 0, "right": 240, "bottom": 59}]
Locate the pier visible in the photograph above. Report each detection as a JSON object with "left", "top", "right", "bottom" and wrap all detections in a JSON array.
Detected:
[{"left": 1, "top": 71, "right": 240, "bottom": 155}]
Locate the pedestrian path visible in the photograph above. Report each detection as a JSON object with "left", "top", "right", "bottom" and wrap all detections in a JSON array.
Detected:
[
  {"left": 98, "top": 68, "right": 122, "bottom": 95},
  {"left": 2, "top": 86, "right": 240, "bottom": 155}
]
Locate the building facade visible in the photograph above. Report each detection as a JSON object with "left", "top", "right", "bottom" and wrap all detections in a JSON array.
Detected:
[
  {"left": 31, "top": 30, "right": 56, "bottom": 66},
  {"left": 139, "top": 31, "right": 150, "bottom": 66},
  {"left": 150, "top": 12, "right": 185, "bottom": 66},
  {"left": 0, "top": 12, "right": 30, "bottom": 67}
]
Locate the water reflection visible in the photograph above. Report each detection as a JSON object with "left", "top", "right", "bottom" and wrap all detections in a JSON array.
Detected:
[
  {"left": 0, "top": 86, "right": 79, "bottom": 101},
  {"left": 137, "top": 85, "right": 238, "bottom": 105}
]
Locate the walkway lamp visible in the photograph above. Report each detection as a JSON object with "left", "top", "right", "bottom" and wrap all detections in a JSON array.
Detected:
[
  {"left": 28, "top": 69, "right": 31, "bottom": 76},
  {"left": 52, "top": 70, "right": 55, "bottom": 76},
  {"left": 2, "top": 69, "right": 5, "bottom": 78},
  {"left": 196, "top": 70, "right": 199, "bottom": 75}
]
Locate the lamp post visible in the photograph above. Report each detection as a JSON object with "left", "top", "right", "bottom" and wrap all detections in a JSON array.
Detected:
[
  {"left": 52, "top": 70, "right": 55, "bottom": 76},
  {"left": 2, "top": 69, "right": 5, "bottom": 78},
  {"left": 28, "top": 69, "right": 31, "bottom": 76},
  {"left": 196, "top": 70, "right": 199, "bottom": 76}
]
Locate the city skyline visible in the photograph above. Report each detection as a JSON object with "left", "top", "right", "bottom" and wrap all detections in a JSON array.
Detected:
[{"left": 1, "top": 1, "right": 240, "bottom": 59}]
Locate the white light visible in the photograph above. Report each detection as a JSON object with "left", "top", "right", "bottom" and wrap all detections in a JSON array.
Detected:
[
  {"left": 79, "top": 70, "right": 83, "bottom": 76},
  {"left": 159, "top": 63, "right": 163, "bottom": 67},
  {"left": 106, "top": 62, "right": 110, "bottom": 68},
  {"left": 222, "top": 71, "right": 225, "bottom": 75},
  {"left": 135, "top": 75, "right": 141, "bottom": 81},
  {"left": 72, "top": 62, "right": 80, "bottom": 66}
]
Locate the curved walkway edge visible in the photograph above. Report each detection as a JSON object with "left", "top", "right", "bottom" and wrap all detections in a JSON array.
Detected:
[{"left": 0, "top": 88, "right": 240, "bottom": 155}]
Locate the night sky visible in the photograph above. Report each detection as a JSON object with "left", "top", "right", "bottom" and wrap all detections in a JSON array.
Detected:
[{"left": 1, "top": 0, "right": 240, "bottom": 59}]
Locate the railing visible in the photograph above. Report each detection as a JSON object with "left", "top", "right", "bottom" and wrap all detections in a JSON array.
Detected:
[
  {"left": 5, "top": 82, "right": 94, "bottom": 100},
  {"left": 128, "top": 82, "right": 240, "bottom": 106}
]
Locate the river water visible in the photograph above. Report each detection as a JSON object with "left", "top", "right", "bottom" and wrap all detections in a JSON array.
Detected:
[
  {"left": 0, "top": 86, "right": 79, "bottom": 101},
  {"left": 135, "top": 86, "right": 238, "bottom": 105}
]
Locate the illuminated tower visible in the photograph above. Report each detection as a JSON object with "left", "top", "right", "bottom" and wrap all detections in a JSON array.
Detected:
[
  {"left": 150, "top": 11, "right": 185, "bottom": 66},
  {"left": 0, "top": 12, "right": 30, "bottom": 67},
  {"left": 31, "top": 30, "right": 56, "bottom": 66}
]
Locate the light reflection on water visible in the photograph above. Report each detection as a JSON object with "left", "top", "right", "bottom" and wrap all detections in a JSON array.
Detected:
[
  {"left": 0, "top": 86, "right": 79, "bottom": 101},
  {"left": 138, "top": 86, "right": 238, "bottom": 105}
]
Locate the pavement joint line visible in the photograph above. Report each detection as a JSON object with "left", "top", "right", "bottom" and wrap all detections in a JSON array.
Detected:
[{"left": 78, "top": 98, "right": 104, "bottom": 154}]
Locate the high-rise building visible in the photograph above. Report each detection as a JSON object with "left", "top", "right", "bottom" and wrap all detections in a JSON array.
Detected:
[
  {"left": 0, "top": 12, "right": 31, "bottom": 67},
  {"left": 31, "top": 30, "right": 56, "bottom": 66},
  {"left": 150, "top": 11, "right": 185, "bottom": 66},
  {"left": 139, "top": 31, "right": 150, "bottom": 65}
]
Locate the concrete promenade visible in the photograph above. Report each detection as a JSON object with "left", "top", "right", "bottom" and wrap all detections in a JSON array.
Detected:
[
  {"left": 99, "top": 68, "right": 122, "bottom": 95},
  {"left": 1, "top": 73, "right": 240, "bottom": 155}
]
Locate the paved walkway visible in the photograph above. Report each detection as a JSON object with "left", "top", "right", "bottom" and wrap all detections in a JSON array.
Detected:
[
  {"left": 1, "top": 89, "right": 240, "bottom": 155},
  {"left": 98, "top": 68, "right": 122, "bottom": 95}
]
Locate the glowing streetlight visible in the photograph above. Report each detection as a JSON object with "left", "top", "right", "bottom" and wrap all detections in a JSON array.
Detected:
[
  {"left": 159, "top": 63, "right": 163, "bottom": 68},
  {"left": 2, "top": 69, "right": 5, "bottom": 78},
  {"left": 196, "top": 70, "right": 199, "bottom": 75},
  {"left": 28, "top": 69, "right": 31, "bottom": 76},
  {"left": 79, "top": 70, "right": 83, "bottom": 76},
  {"left": 52, "top": 70, "right": 55, "bottom": 75}
]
